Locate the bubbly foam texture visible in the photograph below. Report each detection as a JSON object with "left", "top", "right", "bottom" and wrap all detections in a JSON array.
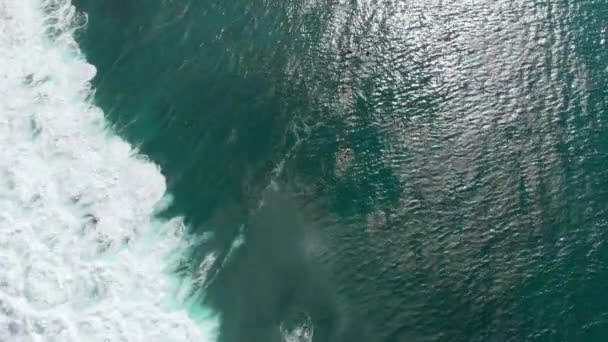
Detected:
[{"left": 0, "top": 0, "right": 217, "bottom": 340}]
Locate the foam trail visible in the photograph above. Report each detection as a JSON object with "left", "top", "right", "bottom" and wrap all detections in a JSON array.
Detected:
[{"left": 0, "top": 0, "right": 218, "bottom": 341}]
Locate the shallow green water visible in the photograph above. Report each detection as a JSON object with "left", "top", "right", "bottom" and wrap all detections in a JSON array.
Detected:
[{"left": 74, "top": 0, "right": 608, "bottom": 341}]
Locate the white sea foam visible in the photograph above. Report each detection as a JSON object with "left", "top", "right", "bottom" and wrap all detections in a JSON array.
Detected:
[{"left": 0, "top": 0, "right": 218, "bottom": 340}]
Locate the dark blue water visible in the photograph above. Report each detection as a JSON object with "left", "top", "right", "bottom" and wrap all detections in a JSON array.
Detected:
[{"left": 73, "top": 0, "right": 608, "bottom": 341}]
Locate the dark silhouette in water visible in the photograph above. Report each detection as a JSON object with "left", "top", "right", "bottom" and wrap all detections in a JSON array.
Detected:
[{"left": 204, "top": 188, "right": 371, "bottom": 342}]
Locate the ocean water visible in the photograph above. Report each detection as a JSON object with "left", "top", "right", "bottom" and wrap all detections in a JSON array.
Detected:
[
  {"left": 0, "top": 0, "right": 217, "bottom": 341},
  {"left": 4, "top": 0, "right": 608, "bottom": 341}
]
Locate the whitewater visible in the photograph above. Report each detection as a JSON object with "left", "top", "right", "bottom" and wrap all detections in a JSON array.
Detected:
[{"left": 0, "top": 0, "right": 217, "bottom": 341}]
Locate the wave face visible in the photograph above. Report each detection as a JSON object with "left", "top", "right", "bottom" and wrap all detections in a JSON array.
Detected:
[
  {"left": 0, "top": 1, "right": 217, "bottom": 341},
  {"left": 74, "top": 0, "right": 608, "bottom": 341}
]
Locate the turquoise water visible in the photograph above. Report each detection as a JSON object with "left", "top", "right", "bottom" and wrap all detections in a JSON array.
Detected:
[
  {"left": 73, "top": 0, "right": 608, "bottom": 341},
  {"left": 0, "top": 1, "right": 217, "bottom": 340}
]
